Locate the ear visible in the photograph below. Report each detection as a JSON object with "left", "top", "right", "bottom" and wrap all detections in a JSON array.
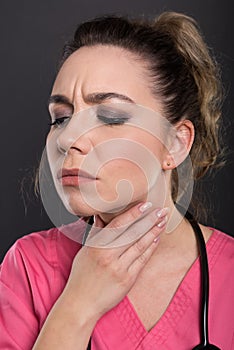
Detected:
[{"left": 162, "top": 120, "right": 195, "bottom": 170}]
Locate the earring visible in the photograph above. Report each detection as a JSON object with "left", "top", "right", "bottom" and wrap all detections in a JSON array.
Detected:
[{"left": 167, "top": 162, "right": 171, "bottom": 167}]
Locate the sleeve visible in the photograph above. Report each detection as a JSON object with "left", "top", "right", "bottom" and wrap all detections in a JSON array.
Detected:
[{"left": 0, "top": 241, "right": 39, "bottom": 350}]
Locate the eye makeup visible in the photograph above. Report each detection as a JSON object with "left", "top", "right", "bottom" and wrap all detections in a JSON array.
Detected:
[
  {"left": 48, "top": 104, "right": 132, "bottom": 128},
  {"left": 96, "top": 105, "right": 131, "bottom": 125},
  {"left": 49, "top": 116, "right": 71, "bottom": 127},
  {"left": 48, "top": 104, "right": 73, "bottom": 128}
]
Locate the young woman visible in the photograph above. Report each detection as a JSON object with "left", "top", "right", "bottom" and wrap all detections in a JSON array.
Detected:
[{"left": 1, "top": 12, "right": 233, "bottom": 350}]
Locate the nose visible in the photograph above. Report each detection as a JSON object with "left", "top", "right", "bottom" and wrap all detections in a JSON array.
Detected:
[{"left": 56, "top": 115, "right": 93, "bottom": 155}]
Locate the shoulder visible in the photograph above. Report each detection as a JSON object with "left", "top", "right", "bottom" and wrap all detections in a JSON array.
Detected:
[
  {"left": 0, "top": 221, "right": 86, "bottom": 349},
  {"left": 2, "top": 223, "right": 82, "bottom": 266},
  {"left": 207, "top": 228, "right": 234, "bottom": 273},
  {"left": 6, "top": 218, "right": 87, "bottom": 255},
  {"left": 0, "top": 220, "right": 86, "bottom": 290},
  {"left": 207, "top": 229, "right": 234, "bottom": 342},
  {"left": 0, "top": 220, "right": 86, "bottom": 329},
  {"left": 209, "top": 228, "right": 234, "bottom": 252}
]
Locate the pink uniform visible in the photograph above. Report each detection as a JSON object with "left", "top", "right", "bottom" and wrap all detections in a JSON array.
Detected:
[{"left": 0, "top": 221, "right": 234, "bottom": 349}]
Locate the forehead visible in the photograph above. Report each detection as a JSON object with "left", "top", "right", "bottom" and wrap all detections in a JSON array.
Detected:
[{"left": 52, "top": 45, "right": 150, "bottom": 102}]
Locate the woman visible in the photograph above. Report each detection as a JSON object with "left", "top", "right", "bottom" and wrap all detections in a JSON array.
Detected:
[{"left": 1, "top": 11, "right": 233, "bottom": 350}]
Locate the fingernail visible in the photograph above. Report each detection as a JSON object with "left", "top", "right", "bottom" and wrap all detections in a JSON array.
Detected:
[
  {"left": 157, "top": 216, "right": 168, "bottom": 228},
  {"left": 153, "top": 236, "right": 160, "bottom": 243},
  {"left": 156, "top": 207, "right": 170, "bottom": 218},
  {"left": 139, "top": 202, "right": 152, "bottom": 213}
]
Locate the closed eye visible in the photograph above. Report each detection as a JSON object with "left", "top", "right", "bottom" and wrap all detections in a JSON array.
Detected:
[
  {"left": 96, "top": 106, "right": 131, "bottom": 126},
  {"left": 49, "top": 116, "right": 70, "bottom": 127},
  {"left": 97, "top": 114, "right": 130, "bottom": 125}
]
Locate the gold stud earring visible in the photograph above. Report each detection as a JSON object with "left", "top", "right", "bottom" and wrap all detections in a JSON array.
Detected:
[{"left": 167, "top": 162, "right": 171, "bottom": 167}]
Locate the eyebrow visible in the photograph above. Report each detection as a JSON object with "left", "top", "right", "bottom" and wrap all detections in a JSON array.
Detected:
[
  {"left": 48, "top": 92, "right": 135, "bottom": 107},
  {"left": 48, "top": 94, "right": 73, "bottom": 107}
]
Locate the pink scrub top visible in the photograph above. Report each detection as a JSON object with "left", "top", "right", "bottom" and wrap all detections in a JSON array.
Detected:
[{"left": 0, "top": 221, "right": 234, "bottom": 349}]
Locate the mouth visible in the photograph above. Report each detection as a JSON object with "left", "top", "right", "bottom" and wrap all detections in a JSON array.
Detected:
[{"left": 57, "top": 168, "right": 97, "bottom": 186}]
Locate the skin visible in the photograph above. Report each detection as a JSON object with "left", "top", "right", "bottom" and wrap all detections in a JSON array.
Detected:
[
  {"left": 33, "top": 45, "right": 213, "bottom": 350},
  {"left": 47, "top": 45, "right": 171, "bottom": 222}
]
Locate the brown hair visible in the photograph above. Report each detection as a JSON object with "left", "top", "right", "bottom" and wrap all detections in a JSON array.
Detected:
[{"left": 59, "top": 12, "right": 224, "bottom": 219}]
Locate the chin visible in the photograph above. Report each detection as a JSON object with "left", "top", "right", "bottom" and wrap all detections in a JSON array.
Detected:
[
  {"left": 59, "top": 185, "right": 148, "bottom": 219},
  {"left": 64, "top": 200, "right": 98, "bottom": 217}
]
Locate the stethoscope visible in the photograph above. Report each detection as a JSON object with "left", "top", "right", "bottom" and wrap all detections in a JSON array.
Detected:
[{"left": 85, "top": 209, "right": 221, "bottom": 349}]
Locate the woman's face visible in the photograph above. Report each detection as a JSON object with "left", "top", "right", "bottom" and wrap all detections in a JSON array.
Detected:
[{"left": 47, "top": 45, "right": 171, "bottom": 222}]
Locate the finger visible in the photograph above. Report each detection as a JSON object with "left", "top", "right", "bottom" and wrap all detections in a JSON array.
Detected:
[
  {"left": 119, "top": 217, "right": 167, "bottom": 267},
  {"left": 85, "top": 201, "right": 153, "bottom": 247},
  {"left": 100, "top": 207, "right": 169, "bottom": 248},
  {"left": 128, "top": 237, "right": 161, "bottom": 277}
]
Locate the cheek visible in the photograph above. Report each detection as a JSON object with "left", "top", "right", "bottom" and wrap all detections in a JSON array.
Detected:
[
  {"left": 142, "top": 136, "right": 166, "bottom": 164},
  {"left": 97, "top": 159, "right": 149, "bottom": 201},
  {"left": 46, "top": 132, "right": 62, "bottom": 175}
]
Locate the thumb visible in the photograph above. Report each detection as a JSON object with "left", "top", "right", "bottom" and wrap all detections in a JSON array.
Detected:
[
  {"left": 85, "top": 215, "right": 106, "bottom": 246},
  {"left": 93, "top": 215, "right": 105, "bottom": 228}
]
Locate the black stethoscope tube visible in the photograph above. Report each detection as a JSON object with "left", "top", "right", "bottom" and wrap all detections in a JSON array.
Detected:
[
  {"left": 185, "top": 210, "right": 209, "bottom": 346},
  {"left": 184, "top": 210, "right": 220, "bottom": 350},
  {"left": 85, "top": 210, "right": 221, "bottom": 349}
]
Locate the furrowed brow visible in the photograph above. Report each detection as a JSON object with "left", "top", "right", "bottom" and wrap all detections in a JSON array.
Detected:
[
  {"left": 48, "top": 92, "right": 135, "bottom": 109},
  {"left": 48, "top": 94, "right": 73, "bottom": 108},
  {"left": 84, "top": 92, "right": 135, "bottom": 104}
]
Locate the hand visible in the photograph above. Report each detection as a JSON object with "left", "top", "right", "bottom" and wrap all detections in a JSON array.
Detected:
[{"left": 63, "top": 202, "right": 169, "bottom": 322}]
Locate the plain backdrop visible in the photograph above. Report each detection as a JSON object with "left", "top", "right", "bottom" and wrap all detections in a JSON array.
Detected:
[{"left": 0, "top": 0, "right": 233, "bottom": 261}]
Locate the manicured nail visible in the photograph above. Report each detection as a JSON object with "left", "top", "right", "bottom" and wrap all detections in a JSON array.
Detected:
[
  {"left": 153, "top": 236, "right": 160, "bottom": 243},
  {"left": 156, "top": 207, "right": 170, "bottom": 218},
  {"left": 157, "top": 216, "right": 168, "bottom": 228},
  {"left": 139, "top": 202, "right": 152, "bottom": 213}
]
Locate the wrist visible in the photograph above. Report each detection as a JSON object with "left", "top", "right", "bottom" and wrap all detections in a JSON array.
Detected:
[{"left": 59, "top": 287, "right": 100, "bottom": 329}]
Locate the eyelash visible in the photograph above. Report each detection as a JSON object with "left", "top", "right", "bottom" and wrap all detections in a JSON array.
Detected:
[
  {"left": 49, "top": 116, "right": 70, "bottom": 127},
  {"left": 49, "top": 114, "right": 130, "bottom": 128},
  {"left": 97, "top": 115, "right": 129, "bottom": 125}
]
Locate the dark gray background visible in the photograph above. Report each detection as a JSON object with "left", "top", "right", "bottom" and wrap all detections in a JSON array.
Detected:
[{"left": 0, "top": 0, "right": 233, "bottom": 261}]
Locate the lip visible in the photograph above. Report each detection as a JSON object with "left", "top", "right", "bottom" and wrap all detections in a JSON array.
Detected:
[{"left": 57, "top": 168, "right": 97, "bottom": 186}]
